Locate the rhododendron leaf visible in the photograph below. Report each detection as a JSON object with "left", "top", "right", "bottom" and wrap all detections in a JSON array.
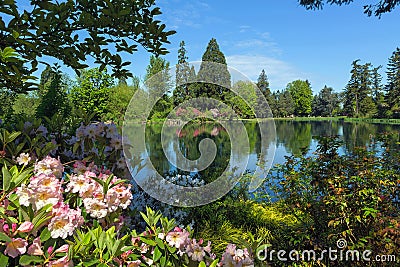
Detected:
[
  {"left": 2, "top": 166, "right": 11, "bottom": 191},
  {"left": 32, "top": 213, "right": 52, "bottom": 232},
  {"left": 105, "top": 174, "right": 114, "bottom": 186},
  {"left": 108, "top": 179, "right": 127, "bottom": 189},
  {"left": 110, "top": 239, "right": 121, "bottom": 256},
  {"left": 0, "top": 253, "right": 9, "bottom": 267},
  {"left": 0, "top": 232, "right": 12, "bottom": 243},
  {"left": 82, "top": 258, "right": 100, "bottom": 266},
  {"left": 152, "top": 246, "right": 162, "bottom": 262},
  {"left": 15, "top": 142, "right": 26, "bottom": 156},
  {"left": 166, "top": 244, "right": 176, "bottom": 253},
  {"left": 12, "top": 167, "right": 33, "bottom": 189},
  {"left": 72, "top": 142, "right": 80, "bottom": 154},
  {"left": 19, "top": 255, "right": 43, "bottom": 265},
  {"left": 9, "top": 165, "right": 18, "bottom": 177},
  {"left": 155, "top": 237, "right": 165, "bottom": 249},
  {"left": 7, "top": 131, "right": 21, "bottom": 143},
  {"left": 198, "top": 262, "right": 207, "bottom": 267},
  {"left": 40, "top": 227, "right": 51, "bottom": 242},
  {"left": 159, "top": 256, "right": 166, "bottom": 267},
  {"left": 141, "top": 238, "right": 156, "bottom": 246},
  {"left": 91, "top": 177, "right": 105, "bottom": 187},
  {"left": 208, "top": 259, "right": 219, "bottom": 267},
  {"left": 0, "top": 211, "right": 15, "bottom": 225},
  {"left": 140, "top": 211, "right": 150, "bottom": 227},
  {"left": 6, "top": 193, "right": 19, "bottom": 210},
  {"left": 18, "top": 205, "right": 31, "bottom": 222}
]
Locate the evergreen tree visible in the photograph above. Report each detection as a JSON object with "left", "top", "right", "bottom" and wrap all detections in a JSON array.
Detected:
[
  {"left": 311, "top": 86, "right": 340, "bottom": 117},
  {"left": 278, "top": 90, "right": 295, "bottom": 117},
  {"left": 195, "top": 38, "right": 231, "bottom": 102},
  {"left": 38, "top": 65, "right": 55, "bottom": 97},
  {"left": 343, "top": 60, "right": 376, "bottom": 117},
  {"left": 257, "top": 69, "right": 271, "bottom": 99},
  {"left": 145, "top": 55, "right": 172, "bottom": 119},
  {"left": 36, "top": 66, "right": 70, "bottom": 119},
  {"left": 256, "top": 69, "right": 273, "bottom": 117},
  {"left": 371, "top": 66, "right": 385, "bottom": 117},
  {"left": 287, "top": 80, "right": 313, "bottom": 116},
  {"left": 173, "top": 41, "right": 192, "bottom": 105},
  {"left": 386, "top": 47, "right": 400, "bottom": 117}
]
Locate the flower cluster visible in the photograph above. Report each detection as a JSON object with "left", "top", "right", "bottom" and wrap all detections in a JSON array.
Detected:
[
  {"left": 165, "top": 227, "right": 216, "bottom": 263},
  {"left": 17, "top": 156, "right": 64, "bottom": 210},
  {"left": 68, "top": 121, "right": 127, "bottom": 173},
  {"left": 49, "top": 203, "right": 84, "bottom": 239},
  {"left": 66, "top": 161, "right": 132, "bottom": 219},
  {"left": 16, "top": 156, "right": 84, "bottom": 239},
  {"left": 219, "top": 244, "right": 254, "bottom": 267},
  {"left": 0, "top": 219, "right": 71, "bottom": 265}
]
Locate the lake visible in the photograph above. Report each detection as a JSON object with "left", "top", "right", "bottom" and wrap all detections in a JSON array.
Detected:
[
  {"left": 124, "top": 120, "right": 400, "bottom": 203},
  {"left": 123, "top": 120, "right": 400, "bottom": 206}
]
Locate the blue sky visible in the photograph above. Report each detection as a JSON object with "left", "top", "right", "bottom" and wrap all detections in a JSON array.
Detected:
[{"left": 126, "top": 0, "right": 400, "bottom": 93}]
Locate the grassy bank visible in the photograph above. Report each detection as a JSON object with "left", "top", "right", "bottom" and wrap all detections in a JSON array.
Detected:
[{"left": 273, "top": 116, "right": 400, "bottom": 125}]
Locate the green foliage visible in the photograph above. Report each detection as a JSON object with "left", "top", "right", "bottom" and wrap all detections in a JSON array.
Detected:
[
  {"left": 12, "top": 94, "right": 40, "bottom": 117},
  {"left": 145, "top": 56, "right": 173, "bottom": 120},
  {"left": 257, "top": 69, "right": 271, "bottom": 100},
  {"left": 174, "top": 41, "right": 194, "bottom": 106},
  {"left": 268, "top": 135, "right": 400, "bottom": 265},
  {"left": 0, "top": 0, "right": 175, "bottom": 93},
  {"left": 227, "top": 81, "right": 257, "bottom": 119},
  {"left": 103, "top": 77, "right": 139, "bottom": 125},
  {"left": 386, "top": 47, "right": 400, "bottom": 117},
  {"left": 298, "top": 0, "right": 400, "bottom": 16},
  {"left": 287, "top": 80, "right": 313, "bottom": 116},
  {"left": 272, "top": 89, "right": 296, "bottom": 117},
  {"left": 311, "top": 86, "right": 340, "bottom": 116},
  {"left": 194, "top": 38, "right": 232, "bottom": 102},
  {"left": 0, "top": 89, "right": 16, "bottom": 121},
  {"left": 191, "top": 198, "right": 299, "bottom": 257},
  {"left": 342, "top": 60, "right": 378, "bottom": 117},
  {"left": 36, "top": 66, "right": 70, "bottom": 120},
  {"left": 69, "top": 68, "right": 114, "bottom": 120}
]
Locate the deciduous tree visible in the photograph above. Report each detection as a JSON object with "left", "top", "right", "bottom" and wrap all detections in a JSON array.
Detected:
[
  {"left": 0, "top": 0, "right": 175, "bottom": 93},
  {"left": 287, "top": 80, "right": 313, "bottom": 116},
  {"left": 298, "top": 0, "right": 400, "bottom": 17}
]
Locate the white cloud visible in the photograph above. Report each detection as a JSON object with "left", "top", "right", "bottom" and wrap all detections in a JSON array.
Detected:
[
  {"left": 239, "top": 25, "right": 251, "bottom": 33},
  {"left": 226, "top": 55, "right": 308, "bottom": 90}
]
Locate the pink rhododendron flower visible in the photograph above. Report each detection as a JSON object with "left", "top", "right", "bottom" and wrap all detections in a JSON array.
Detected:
[
  {"left": 5, "top": 238, "right": 28, "bottom": 258},
  {"left": 65, "top": 174, "right": 89, "bottom": 194},
  {"left": 83, "top": 198, "right": 108, "bottom": 218},
  {"left": 220, "top": 244, "right": 254, "bottom": 267},
  {"left": 49, "top": 203, "right": 83, "bottom": 239},
  {"left": 166, "top": 229, "right": 189, "bottom": 249},
  {"left": 35, "top": 187, "right": 62, "bottom": 210},
  {"left": 34, "top": 156, "right": 64, "bottom": 178},
  {"left": 126, "top": 260, "right": 142, "bottom": 267},
  {"left": 186, "top": 239, "right": 205, "bottom": 262},
  {"left": 47, "top": 255, "right": 73, "bottom": 267},
  {"left": 54, "top": 244, "right": 69, "bottom": 253},
  {"left": 48, "top": 215, "right": 75, "bottom": 239},
  {"left": 16, "top": 184, "right": 32, "bottom": 207},
  {"left": 16, "top": 153, "right": 31, "bottom": 166},
  {"left": 28, "top": 237, "right": 44, "bottom": 256},
  {"left": 17, "top": 221, "right": 34, "bottom": 233}
]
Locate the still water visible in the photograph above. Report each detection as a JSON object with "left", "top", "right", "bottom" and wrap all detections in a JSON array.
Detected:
[{"left": 127, "top": 120, "right": 400, "bottom": 183}]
